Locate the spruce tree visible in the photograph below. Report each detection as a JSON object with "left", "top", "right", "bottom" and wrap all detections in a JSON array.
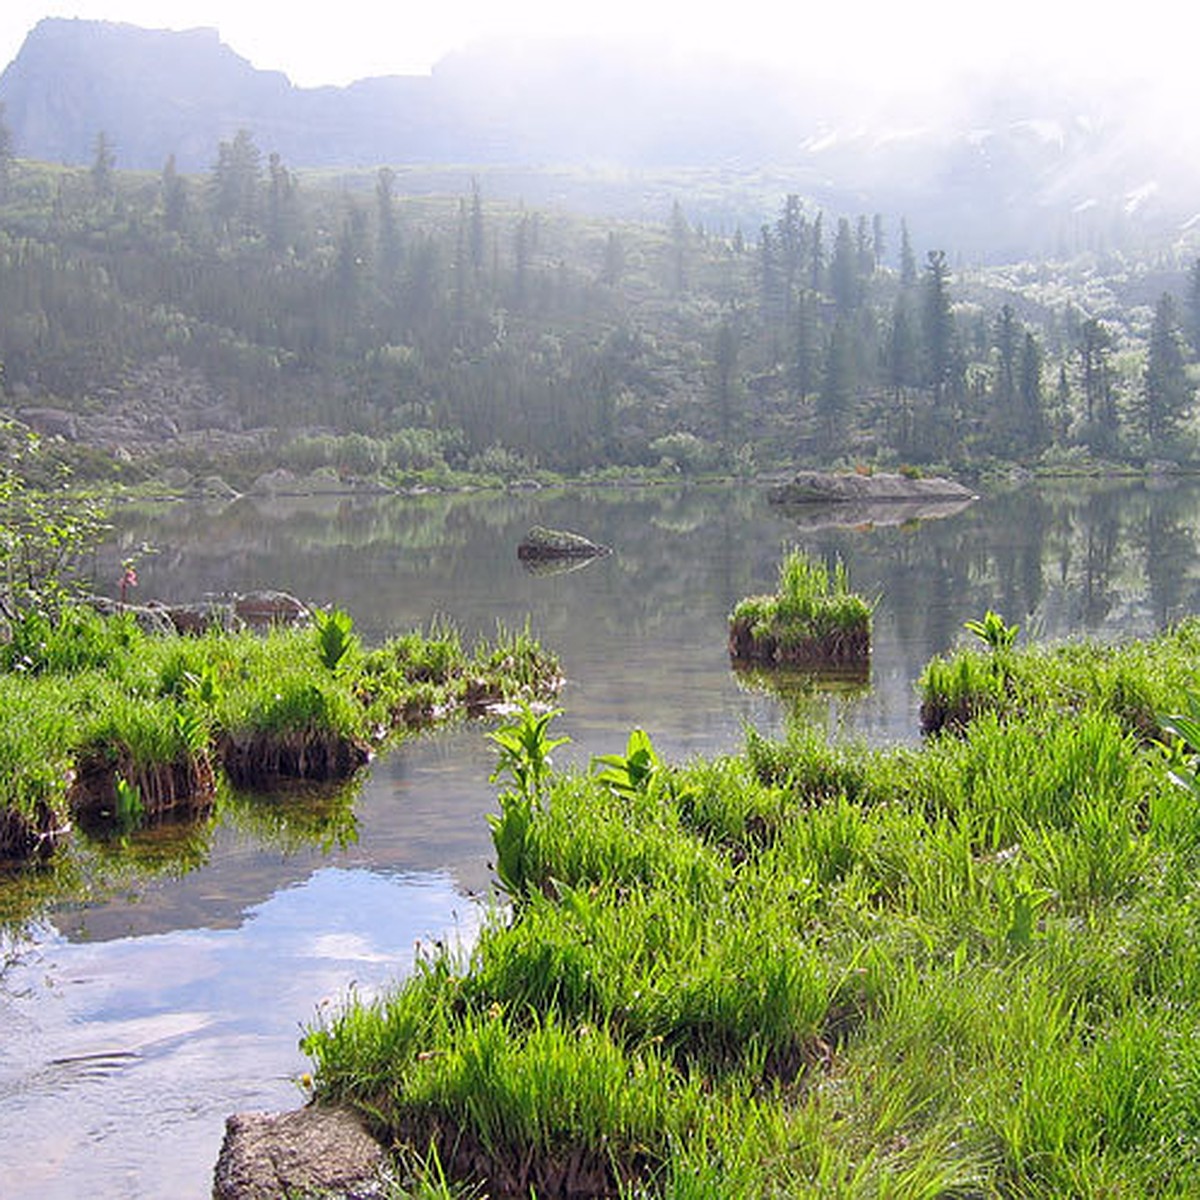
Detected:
[
  {"left": 90, "top": 131, "right": 116, "bottom": 198},
  {"left": 899, "top": 219, "right": 917, "bottom": 287},
  {"left": 1185, "top": 258, "right": 1200, "bottom": 360},
  {"left": 0, "top": 102, "right": 13, "bottom": 204},
  {"left": 1142, "top": 293, "right": 1192, "bottom": 450},
  {"left": 921, "top": 251, "right": 955, "bottom": 411}
]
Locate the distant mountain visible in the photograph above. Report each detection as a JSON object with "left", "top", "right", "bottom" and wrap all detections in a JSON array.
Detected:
[{"left": 2, "top": 18, "right": 1197, "bottom": 262}]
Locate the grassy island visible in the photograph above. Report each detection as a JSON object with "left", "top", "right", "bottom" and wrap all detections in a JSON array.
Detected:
[
  {"left": 728, "top": 548, "right": 873, "bottom": 667},
  {"left": 0, "top": 605, "right": 560, "bottom": 862},
  {"left": 304, "top": 619, "right": 1200, "bottom": 1198}
]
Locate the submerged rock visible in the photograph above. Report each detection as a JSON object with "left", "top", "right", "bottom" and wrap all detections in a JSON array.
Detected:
[
  {"left": 517, "top": 524, "right": 611, "bottom": 561},
  {"left": 212, "top": 1105, "right": 391, "bottom": 1200}
]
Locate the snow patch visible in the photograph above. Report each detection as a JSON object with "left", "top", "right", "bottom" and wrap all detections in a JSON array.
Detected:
[{"left": 1124, "top": 181, "right": 1159, "bottom": 214}]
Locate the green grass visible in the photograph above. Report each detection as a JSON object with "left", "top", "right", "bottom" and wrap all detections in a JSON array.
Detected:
[
  {"left": 918, "top": 616, "right": 1200, "bottom": 739},
  {"left": 729, "top": 548, "right": 873, "bottom": 666},
  {"left": 304, "top": 625, "right": 1200, "bottom": 1197},
  {"left": 0, "top": 605, "right": 560, "bottom": 857}
]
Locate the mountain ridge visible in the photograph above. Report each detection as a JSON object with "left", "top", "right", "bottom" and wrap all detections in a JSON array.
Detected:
[{"left": 1, "top": 18, "right": 1196, "bottom": 261}]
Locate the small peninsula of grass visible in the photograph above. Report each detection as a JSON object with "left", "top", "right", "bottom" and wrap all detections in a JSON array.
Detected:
[
  {"left": 0, "top": 605, "right": 560, "bottom": 862},
  {"left": 728, "top": 547, "right": 872, "bottom": 666},
  {"left": 303, "top": 620, "right": 1200, "bottom": 1198}
]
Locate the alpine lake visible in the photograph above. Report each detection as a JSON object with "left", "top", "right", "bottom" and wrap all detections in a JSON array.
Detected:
[{"left": 2, "top": 475, "right": 1198, "bottom": 1198}]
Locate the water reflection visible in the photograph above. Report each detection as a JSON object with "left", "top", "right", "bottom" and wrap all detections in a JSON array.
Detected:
[
  {"left": 6, "top": 477, "right": 1200, "bottom": 1197},
  {"left": 0, "top": 866, "right": 480, "bottom": 1200}
]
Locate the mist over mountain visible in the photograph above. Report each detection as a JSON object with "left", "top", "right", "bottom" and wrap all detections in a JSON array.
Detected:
[{"left": 1, "top": 17, "right": 1196, "bottom": 261}]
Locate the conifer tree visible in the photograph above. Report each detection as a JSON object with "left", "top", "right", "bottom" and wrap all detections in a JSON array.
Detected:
[
  {"left": 921, "top": 250, "right": 955, "bottom": 412},
  {"left": 0, "top": 102, "right": 13, "bottom": 204},
  {"left": 1185, "top": 258, "right": 1200, "bottom": 359},
  {"left": 374, "top": 167, "right": 400, "bottom": 281},
  {"left": 1019, "top": 331, "right": 1047, "bottom": 453},
  {"left": 211, "top": 129, "right": 262, "bottom": 236},
  {"left": 899, "top": 219, "right": 917, "bottom": 287},
  {"left": 817, "top": 318, "right": 855, "bottom": 449},
  {"left": 830, "top": 217, "right": 858, "bottom": 313},
  {"left": 1141, "top": 293, "right": 1192, "bottom": 449},
  {"left": 90, "top": 131, "right": 116, "bottom": 198},
  {"left": 160, "top": 154, "right": 187, "bottom": 233}
]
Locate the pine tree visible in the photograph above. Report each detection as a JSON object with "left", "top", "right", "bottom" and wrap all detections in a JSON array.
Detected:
[
  {"left": 776, "top": 194, "right": 806, "bottom": 318},
  {"left": 759, "top": 224, "right": 783, "bottom": 324},
  {"left": 810, "top": 212, "right": 825, "bottom": 293},
  {"left": 0, "top": 102, "right": 13, "bottom": 204},
  {"left": 899, "top": 219, "right": 917, "bottom": 287},
  {"left": 468, "top": 178, "right": 485, "bottom": 278},
  {"left": 669, "top": 200, "right": 690, "bottom": 294},
  {"left": 1142, "top": 293, "right": 1192, "bottom": 449},
  {"left": 601, "top": 230, "right": 624, "bottom": 286},
  {"left": 266, "top": 153, "right": 300, "bottom": 255},
  {"left": 871, "top": 214, "right": 886, "bottom": 271},
  {"left": 817, "top": 318, "right": 855, "bottom": 450},
  {"left": 921, "top": 251, "right": 955, "bottom": 411},
  {"left": 1185, "top": 258, "right": 1200, "bottom": 360},
  {"left": 791, "top": 290, "right": 819, "bottom": 401},
  {"left": 1019, "top": 331, "right": 1047, "bottom": 453},
  {"left": 513, "top": 213, "right": 532, "bottom": 311},
  {"left": 211, "top": 129, "right": 262, "bottom": 236},
  {"left": 160, "top": 154, "right": 187, "bottom": 233},
  {"left": 1079, "top": 317, "right": 1116, "bottom": 451},
  {"left": 830, "top": 217, "right": 858, "bottom": 313},
  {"left": 988, "top": 304, "right": 1019, "bottom": 449},
  {"left": 711, "top": 312, "right": 741, "bottom": 447},
  {"left": 375, "top": 167, "right": 400, "bottom": 281},
  {"left": 886, "top": 294, "right": 920, "bottom": 452},
  {"left": 90, "top": 131, "right": 116, "bottom": 198}
]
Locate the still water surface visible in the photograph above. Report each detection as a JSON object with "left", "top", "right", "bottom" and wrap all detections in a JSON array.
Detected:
[{"left": 2, "top": 478, "right": 1199, "bottom": 1197}]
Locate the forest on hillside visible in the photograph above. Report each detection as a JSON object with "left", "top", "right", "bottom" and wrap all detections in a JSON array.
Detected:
[{"left": 1, "top": 113, "right": 1199, "bottom": 483}]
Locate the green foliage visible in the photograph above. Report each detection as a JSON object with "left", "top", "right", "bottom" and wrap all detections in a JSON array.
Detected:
[
  {"left": 0, "top": 424, "right": 109, "bottom": 624},
  {"left": 486, "top": 705, "right": 570, "bottom": 899},
  {"left": 921, "top": 617, "right": 1200, "bottom": 741},
  {"left": 1158, "top": 689, "right": 1200, "bottom": 800},
  {"left": 590, "top": 727, "right": 659, "bottom": 798},
  {"left": 0, "top": 159, "right": 1185, "bottom": 477},
  {"left": 313, "top": 606, "right": 361, "bottom": 674},
  {"left": 112, "top": 773, "right": 145, "bottom": 831},
  {"left": 307, "top": 621, "right": 1200, "bottom": 1197},
  {"left": 0, "top": 606, "right": 560, "bottom": 860},
  {"left": 963, "top": 609, "right": 1019, "bottom": 652},
  {"left": 730, "top": 547, "right": 872, "bottom": 663},
  {"left": 487, "top": 704, "right": 569, "bottom": 801}
]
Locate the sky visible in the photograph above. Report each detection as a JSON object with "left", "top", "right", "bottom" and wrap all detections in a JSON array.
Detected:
[{"left": 0, "top": 0, "right": 1193, "bottom": 101}]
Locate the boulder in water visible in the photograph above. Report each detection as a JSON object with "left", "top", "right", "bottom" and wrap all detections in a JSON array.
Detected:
[{"left": 517, "top": 525, "right": 611, "bottom": 561}]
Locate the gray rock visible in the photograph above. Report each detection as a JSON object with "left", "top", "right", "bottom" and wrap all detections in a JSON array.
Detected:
[
  {"left": 517, "top": 524, "right": 611, "bottom": 561},
  {"left": 768, "top": 470, "right": 977, "bottom": 505},
  {"left": 233, "top": 590, "right": 311, "bottom": 629},
  {"left": 17, "top": 406, "right": 78, "bottom": 440},
  {"left": 212, "top": 1105, "right": 391, "bottom": 1200}
]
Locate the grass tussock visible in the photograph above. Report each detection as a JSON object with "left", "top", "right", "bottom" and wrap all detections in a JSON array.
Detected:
[
  {"left": 306, "top": 627, "right": 1200, "bottom": 1198},
  {"left": 0, "top": 605, "right": 560, "bottom": 859},
  {"left": 729, "top": 548, "right": 872, "bottom": 667},
  {"left": 919, "top": 614, "right": 1200, "bottom": 740}
]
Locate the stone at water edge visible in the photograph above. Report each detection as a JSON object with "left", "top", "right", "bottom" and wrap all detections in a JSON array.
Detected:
[{"left": 212, "top": 1105, "right": 391, "bottom": 1200}]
